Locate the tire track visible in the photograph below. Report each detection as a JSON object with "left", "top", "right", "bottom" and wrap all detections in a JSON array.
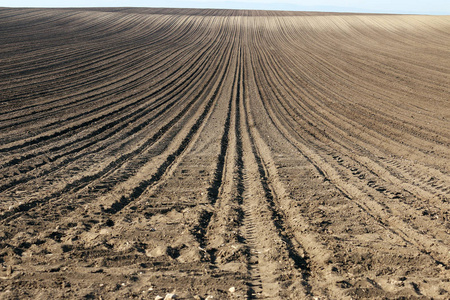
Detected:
[
  {"left": 1, "top": 9, "right": 449, "bottom": 299},
  {"left": 245, "top": 17, "right": 450, "bottom": 270},
  {"left": 190, "top": 42, "right": 241, "bottom": 265},
  {"left": 237, "top": 48, "right": 313, "bottom": 299},
  {"left": 251, "top": 35, "right": 450, "bottom": 270}
]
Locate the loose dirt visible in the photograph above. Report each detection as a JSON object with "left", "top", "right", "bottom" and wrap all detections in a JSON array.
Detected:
[{"left": 0, "top": 7, "right": 449, "bottom": 299}]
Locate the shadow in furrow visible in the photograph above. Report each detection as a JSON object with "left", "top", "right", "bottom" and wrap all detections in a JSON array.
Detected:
[
  {"left": 206, "top": 80, "right": 233, "bottom": 205},
  {"left": 191, "top": 43, "right": 238, "bottom": 262},
  {"left": 243, "top": 51, "right": 313, "bottom": 297},
  {"left": 253, "top": 142, "right": 312, "bottom": 294},
  {"left": 0, "top": 32, "right": 224, "bottom": 193},
  {"left": 104, "top": 42, "right": 236, "bottom": 215},
  {"left": 233, "top": 51, "right": 263, "bottom": 300},
  {"left": 0, "top": 32, "right": 216, "bottom": 154}
]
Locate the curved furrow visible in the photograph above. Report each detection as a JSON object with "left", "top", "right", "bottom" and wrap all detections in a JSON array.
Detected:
[
  {"left": 249, "top": 19, "right": 450, "bottom": 206},
  {"left": 0, "top": 21, "right": 225, "bottom": 186},
  {"left": 240, "top": 48, "right": 314, "bottom": 298},
  {"left": 98, "top": 21, "right": 237, "bottom": 216},
  {"left": 255, "top": 41, "right": 450, "bottom": 204},
  {"left": 288, "top": 46, "right": 450, "bottom": 153},
  {"left": 0, "top": 15, "right": 235, "bottom": 214},
  {"left": 191, "top": 42, "right": 241, "bottom": 263},
  {"left": 1, "top": 9, "right": 449, "bottom": 299},
  {"left": 266, "top": 17, "right": 448, "bottom": 144},
  {"left": 252, "top": 48, "right": 449, "bottom": 266},
  {"left": 0, "top": 34, "right": 211, "bottom": 138},
  {"left": 0, "top": 21, "right": 240, "bottom": 285},
  {"left": 267, "top": 29, "right": 450, "bottom": 162},
  {"left": 250, "top": 32, "right": 450, "bottom": 271},
  {"left": 46, "top": 20, "right": 244, "bottom": 292},
  {"left": 0, "top": 14, "right": 208, "bottom": 122},
  {"left": 0, "top": 16, "right": 234, "bottom": 215},
  {"left": 0, "top": 14, "right": 210, "bottom": 124},
  {"left": 278, "top": 22, "right": 445, "bottom": 197},
  {"left": 246, "top": 19, "right": 449, "bottom": 299},
  {"left": 0, "top": 20, "right": 222, "bottom": 155},
  {"left": 0, "top": 15, "right": 221, "bottom": 127},
  {"left": 246, "top": 28, "right": 351, "bottom": 299}
]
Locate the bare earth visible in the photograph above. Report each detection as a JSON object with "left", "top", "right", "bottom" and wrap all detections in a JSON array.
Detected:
[{"left": 0, "top": 7, "right": 449, "bottom": 300}]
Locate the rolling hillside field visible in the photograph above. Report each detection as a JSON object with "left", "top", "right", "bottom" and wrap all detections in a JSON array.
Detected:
[{"left": 0, "top": 7, "right": 449, "bottom": 299}]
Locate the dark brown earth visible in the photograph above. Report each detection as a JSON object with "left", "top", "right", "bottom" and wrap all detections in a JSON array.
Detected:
[{"left": 0, "top": 7, "right": 449, "bottom": 299}]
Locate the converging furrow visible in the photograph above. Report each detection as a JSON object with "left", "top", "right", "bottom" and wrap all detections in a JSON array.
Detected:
[{"left": 0, "top": 8, "right": 449, "bottom": 300}]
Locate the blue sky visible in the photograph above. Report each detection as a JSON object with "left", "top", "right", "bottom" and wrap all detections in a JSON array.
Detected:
[{"left": 1, "top": 0, "right": 449, "bottom": 15}]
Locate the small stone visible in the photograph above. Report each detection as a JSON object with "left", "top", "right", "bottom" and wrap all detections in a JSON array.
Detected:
[
  {"left": 205, "top": 296, "right": 214, "bottom": 300},
  {"left": 6, "top": 266, "right": 12, "bottom": 276},
  {"left": 155, "top": 296, "right": 164, "bottom": 300},
  {"left": 164, "top": 293, "right": 177, "bottom": 300},
  {"left": 228, "top": 287, "right": 236, "bottom": 293},
  {"left": 193, "top": 296, "right": 202, "bottom": 300},
  {"left": 146, "top": 245, "right": 167, "bottom": 258}
]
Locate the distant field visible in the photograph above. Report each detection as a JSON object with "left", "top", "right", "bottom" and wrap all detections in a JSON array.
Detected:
[{"left": 0, "top": 7, "right": 449, "bottom": 299}]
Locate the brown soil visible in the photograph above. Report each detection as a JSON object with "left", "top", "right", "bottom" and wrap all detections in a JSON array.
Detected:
[{"left": 0, "top": 7, "right": 449, "bottom": 300}]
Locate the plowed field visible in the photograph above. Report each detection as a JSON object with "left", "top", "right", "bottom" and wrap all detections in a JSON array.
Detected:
[{"left": 0, "top": 7, "right": 449, "bottom": 299}]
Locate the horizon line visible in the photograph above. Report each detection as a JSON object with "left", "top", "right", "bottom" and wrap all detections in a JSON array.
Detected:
[{"left": 1, "top": 6, "right": 450, "bottom": 16}]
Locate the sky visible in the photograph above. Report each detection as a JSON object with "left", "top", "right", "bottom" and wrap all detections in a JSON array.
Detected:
[{"left": 1, "top": 0, "right": 449, "bottom": 15}]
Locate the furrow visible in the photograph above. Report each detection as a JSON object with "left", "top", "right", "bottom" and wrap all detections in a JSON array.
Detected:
[{"left": 0, "top": 15, "right": 231, "bottom": 218}]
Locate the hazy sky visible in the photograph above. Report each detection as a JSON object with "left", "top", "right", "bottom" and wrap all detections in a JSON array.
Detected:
[{"left": 1, "top": 0, "right": 449, "bottom": 15}]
